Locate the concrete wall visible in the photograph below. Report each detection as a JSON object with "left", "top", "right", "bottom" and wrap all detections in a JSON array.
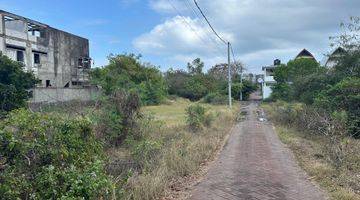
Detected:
[
  {"left": 262, "top": 83, "right": 273, "bottom": 99},
  {"left": 30, "top": 87, "right": 101, "bottom": 103}
]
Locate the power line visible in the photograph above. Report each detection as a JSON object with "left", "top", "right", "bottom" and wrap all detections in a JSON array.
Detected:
[
  {"left": 183, "top": 0, "right": 226, "bottom": 53},
  {"left": 166, "top": 0, "right": 215, "bottom": 52},
  {"left": 193, "top": 0, "right": 227, "bottom": 45}
]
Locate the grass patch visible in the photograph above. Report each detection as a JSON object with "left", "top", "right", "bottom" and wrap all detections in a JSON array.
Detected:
[{"left": 143, "top": 97, "right": 233, "bottom": 127}]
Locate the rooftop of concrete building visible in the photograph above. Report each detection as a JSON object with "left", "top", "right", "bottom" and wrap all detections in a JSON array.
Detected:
[{"left": 0, "top": 9, "right": 88, "bottom": 41}]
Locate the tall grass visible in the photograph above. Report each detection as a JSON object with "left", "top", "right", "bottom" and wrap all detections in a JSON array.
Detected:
[
  {"left": 123, "top": 106, "right": 236, "bottom": 200},
  {"left": 263, "top": 102, "right": 360, "bottom": 200}
]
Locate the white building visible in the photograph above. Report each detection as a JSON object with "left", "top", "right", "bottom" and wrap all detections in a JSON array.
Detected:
[{"left": 261, "top": 59, "right": 280, "bottom": 99}]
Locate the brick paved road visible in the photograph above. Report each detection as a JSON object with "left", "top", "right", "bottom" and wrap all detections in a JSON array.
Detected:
[{"left": 189, "top": 102, "right": 327, "bottom": 200}]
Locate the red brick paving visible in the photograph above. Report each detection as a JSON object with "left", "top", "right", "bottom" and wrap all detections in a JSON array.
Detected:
[{"left": 189, "top": 102, "right": 327, "bottom": 200}]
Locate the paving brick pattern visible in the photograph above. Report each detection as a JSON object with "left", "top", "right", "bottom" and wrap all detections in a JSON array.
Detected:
[{"left": 189, "top": 103, "right": 327, "bottom": 200}]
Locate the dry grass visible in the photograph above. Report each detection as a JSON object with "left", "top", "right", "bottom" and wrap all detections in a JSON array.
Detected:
[
  {"left": 263, "top": 103, "right": 360, "bottom": 200},
  {"left": 142, "top": 97, "right": 232, "bottom": 127},
  {"left": 124, "top": 98, "right": 239, "bottom": 200}
]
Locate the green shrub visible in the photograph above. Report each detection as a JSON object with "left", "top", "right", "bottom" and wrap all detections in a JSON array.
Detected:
[
  {"left": 0, "top": 53, "right": 38, "bottom": 114},
  {"left": 186, "top": 104, "right": 206, "bottom": 131},
  {"left": 185, "top": 104, "right": 214, "bottom": 131},
  {"left": 94, "top": 90, "right": 141, "bottom": 147},
  {"left": 0, "top": 109, "right": 112, "bottom": 199},
  {"left": 90, "top": 53, "right": 167, "bottom": 105},
  {"left": 203, "top": 92, "right": 228, "bottom": 105},
  {"left": 315, "top": 77, "right": 360, "bottom": 137}
]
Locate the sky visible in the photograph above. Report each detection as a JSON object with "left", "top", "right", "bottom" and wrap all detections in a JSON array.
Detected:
[{"left": 1, "top": 0, "right": 359, "bottom": 74}]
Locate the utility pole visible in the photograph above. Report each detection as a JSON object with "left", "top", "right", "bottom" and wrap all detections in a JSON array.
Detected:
[
  {"left": 228, "top": 42, "right": 232, "bottom": 108},
  {"left": 240, "top": 64, "right": 243, "bottom": 101}
]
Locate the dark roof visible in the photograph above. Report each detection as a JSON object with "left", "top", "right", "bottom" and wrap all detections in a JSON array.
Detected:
[{"left": 295, "top": 49, "right": 316, "bottom": 60}]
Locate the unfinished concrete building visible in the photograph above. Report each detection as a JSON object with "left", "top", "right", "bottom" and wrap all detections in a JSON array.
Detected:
[{"left": 0, "top": 10, "right": 98, "bottom": 102}]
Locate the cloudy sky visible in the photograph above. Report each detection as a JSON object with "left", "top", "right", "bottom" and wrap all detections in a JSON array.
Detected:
[{"left": 2, "top": 0, "right": 359, "bottom": 73}]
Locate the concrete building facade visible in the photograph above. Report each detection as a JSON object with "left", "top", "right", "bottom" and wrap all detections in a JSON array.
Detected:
[
  {"left": 0, "top": 10, "right": 97, "bottom": 103},
  {"left": 0, "top": 10, "right": 91, "bottom": 88}
]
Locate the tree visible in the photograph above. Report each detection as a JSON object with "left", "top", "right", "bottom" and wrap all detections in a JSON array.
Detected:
[
  {"left": 187, "top": 58, "right": 204, "bottom": 75},
  {"left": 90, "top": 53, "right": 166, "bottom": 105},
  {"left": 208, "top": 61, "right": 245, "bottom": 80},
  {"left": 271, "top": 59, "right": 324, "bottom": 102},
  {"left": 0, "top": 53, "right": 38, "bottom": 114}
]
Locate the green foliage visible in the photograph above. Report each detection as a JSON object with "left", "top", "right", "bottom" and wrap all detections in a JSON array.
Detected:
[
  {"left": 203, "top": 92, "right": 228, "bottom": 105},
  {"left": 131, "top": 139, "right": 162, "bottom": 168},
  {"left": 315, "top": 77, "right": 360, "bottom": 137},
  {"left": 271, "top": 58, "right": 324, "bottom": 102},
  {"left": 0, "top": 53, "right": 38, "bottom": 114},
  {"left": 94, "top": 90, "right": 141, "bottom": 146},
  {"left": 186, "top": 104, "right": 213, "bottom": 131},
  {"left": 165, "top": 59, "right": 218, "bottom": 101},
  {"left": 0, "top": 109, "right": 112, "bottom": 199},
  {"left": 231, "top": 79, "right": 258, "bottom": 100},
  {"left": 90, "top": 54, "right": 166, "bottom": 105},
  {"left": 166, "top": 58, "right": 256, "bottom": 102}
]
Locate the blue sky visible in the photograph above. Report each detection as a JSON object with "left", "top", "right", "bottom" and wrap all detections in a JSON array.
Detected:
[{"left": 2, "top": 0, "right": 359, "bottom": 74}]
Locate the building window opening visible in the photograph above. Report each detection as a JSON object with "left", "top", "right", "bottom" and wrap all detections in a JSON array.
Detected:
[
  {"left": 27, "top": 22, "right": 45, "bottom": 38},
  {"left": 46, "top": 80, "right": 51, "bottom": 87},
  {"left": 78, "top": 58, "right": 83, "bottom": 68},
  {"left": 16, "top": 51, "right": 24, "bottom": 62},
  {"left": 34, "top": 53, "right": 40, "bottom": 64},
  {"left": 266, "top": 69, "right": 274, "bottom": 76}
]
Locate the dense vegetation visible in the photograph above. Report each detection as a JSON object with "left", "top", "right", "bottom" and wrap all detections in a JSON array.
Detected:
[
  {"left": 0, "top": 53, "right": 38, "bottom": 116},
  {"left": 264, "top": 17, "right": 360, "bottom": 199},
  {"left": 270, "top": 17, "right": 360, "bottom": 138},
  {"left": 90, "top": 54, "right": 167, "bottom": 105},
  {"left": 0, "top": 51, "right": 242, "bottom": 199},
  {"left": 165, "top": 58, "right": 257, "bottom": 102}
]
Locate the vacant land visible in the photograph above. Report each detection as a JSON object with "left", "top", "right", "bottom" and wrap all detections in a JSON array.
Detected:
[
  {"left": 143, "top": 98, "right": 232, "bottom": 127},
  {"left": 124, "top": 98, "right": 239, "bottom": 200}
]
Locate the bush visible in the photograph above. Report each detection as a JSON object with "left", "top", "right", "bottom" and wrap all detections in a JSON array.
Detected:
[
  {"left": 95, "top": 90, "right": 141, "bottom": 146},
  {"left": 203, "top": 92, "right": 228, "bottom": 105},
  {"left": 186, "top": 104, "right": 213, "bottom": 131},
  {"left": 186, "top": 104, "right": 206, "bottom": 131},
  {"left": 315, "top": 77, "right": 360, "bottom": 137},
  {"left": 0, "top": 109, "right": 112, "bottom": 199},
  {"left": 90, "top": 53, "right": 167, "bottom": 105},
  {"left": 0, "top": 53, "right": 38, "bottom": 114}
]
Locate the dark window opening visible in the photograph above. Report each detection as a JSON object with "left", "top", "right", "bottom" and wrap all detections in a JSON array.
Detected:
[
  {"left": 46, "top": 80, "right": 51, "bottom": 87},
  {"left": 78, "top": 57, "right": 91, "bottom": 69},
  {"left": 72, "top": 81, "right": 83, "bottom": 86},
  {"left": 266, "top": 69, "right": 274, "bottom": 76},
  {"left": 16, "top": 51, "right": 24, "bottom": 62},
  {"left": 64, "top": 82, "right": 70, "bottom": 88},
  {"left": 34, "top": 53, "right": 40, "bottom": 64},
  {"left": 78, "top": 58, "right": 83, "bottom": 68}
]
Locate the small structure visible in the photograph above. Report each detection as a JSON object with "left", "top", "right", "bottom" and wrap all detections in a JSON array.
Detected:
[
  {"left": 261, "top": 59, "right": 280, "bottom": 99},
  {"left": 0, "top": 10, "right": 98, "bottom": 103},
  {"left": 324, "top": 47, "right": 346, "bottom": 68},
  {"left": 295, "top": 49, "right": 316, "bottom": 60}
]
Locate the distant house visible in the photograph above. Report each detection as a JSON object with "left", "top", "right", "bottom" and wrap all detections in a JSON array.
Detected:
[
  {"left": 324, "top": 47, "right": 346, "bottom": 68},
  {"left": 295, "top": 49, "right": 316, "bottom": 60},
  {"left": 261, "top": 59, "right": 281, "bottom": 99}
]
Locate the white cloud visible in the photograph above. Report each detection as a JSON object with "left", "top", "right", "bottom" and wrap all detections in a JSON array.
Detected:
[
  {"left": 133, "top": 16, "right": 232, "bottom": 56},
  {"left": 136, "top": 0, "right": 360, "bottom": 72}
]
